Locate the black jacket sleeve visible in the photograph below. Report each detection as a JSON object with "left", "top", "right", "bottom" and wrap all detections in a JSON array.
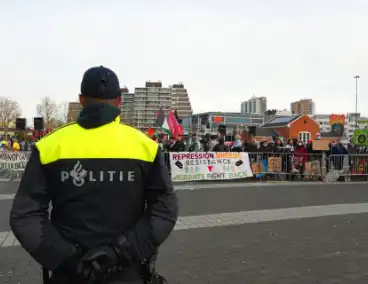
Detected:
[
  {"left": 124, "top": 148, "right": 178, "bottom": 261},
  {"left": 9, "top": 147, "right": 77, "bottom": 271}
]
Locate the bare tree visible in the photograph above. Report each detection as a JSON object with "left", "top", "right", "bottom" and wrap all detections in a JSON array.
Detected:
[
  {"left": 0, "top": 97, "right": 21, "bottom": 129},
  {"left": 58, "top": 102, "right": 69, "bottom": 123},
  {"left": 50, "top": 117, "right": 65, "bottom": 128},
  {"left": 36, "top": 96, "right": 59, "bottom": 128}
]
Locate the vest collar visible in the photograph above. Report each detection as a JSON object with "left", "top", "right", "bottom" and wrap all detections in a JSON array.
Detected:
[{"left": 77, "top": 103, "right": 121, "bottom": 129}]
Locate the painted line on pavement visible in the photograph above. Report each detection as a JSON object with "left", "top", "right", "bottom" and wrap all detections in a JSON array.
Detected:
[
  {"left": 0, "top": 194, "right": 14, "bottom": 200},
  {"left": 0, "top": 182, "right": 361, "bottom": 197},
  {"left": 2, "top": 202, "right": 368, "bottom": 248},
  {"left": 3, "top": 180, "right": 368, "bottom": 188},
  {"left": 1, "top": 181, "right": 367, "bottom": 197},
  {"left": 174, "top": 181, "right": 367, "bottom": 191}
]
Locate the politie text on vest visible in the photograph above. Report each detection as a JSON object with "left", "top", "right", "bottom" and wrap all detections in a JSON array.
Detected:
[{"left": 60, "top": 161, "right": 136, "bottom": 187}]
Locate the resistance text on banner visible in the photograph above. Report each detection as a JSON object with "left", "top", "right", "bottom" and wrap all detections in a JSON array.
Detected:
[{"left": 169, "top": 152, "right": 254, "bottom": 182}]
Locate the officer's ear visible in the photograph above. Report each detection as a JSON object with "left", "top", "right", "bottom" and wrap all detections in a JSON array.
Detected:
[
  {"left": 115, "top": 95, "right": 122, "bottom": 107},
  {"left": 79, "top": 94, "right": 86, "bottom": 107}
]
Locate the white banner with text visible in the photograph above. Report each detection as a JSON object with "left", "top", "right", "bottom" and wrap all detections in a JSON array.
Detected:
[
  {"left": 170, "top": 152, "right": 253, "bottom": 182},
  {"left": 0, "top": 151, "right": 31, "bottom": 170}
]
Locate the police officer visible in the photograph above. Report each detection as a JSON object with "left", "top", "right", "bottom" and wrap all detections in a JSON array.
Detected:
[{"left": 9, "top": 66, "right": 179, "bottom": 284}]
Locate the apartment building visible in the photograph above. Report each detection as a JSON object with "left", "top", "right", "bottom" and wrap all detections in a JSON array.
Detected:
[
  {"left": 133, "top": 81, "right": 172, "bottom": 131},
  {"left": 241, "top": 96, "right": 267, "bottom": 115},
  {"left": 125, "top": 81, "right": 192, "bottom": 131},
  {"left": 291, "top": 99, "right": 315, "bottom": 116},
  {"left": 67, "top": 102, "right": 82, "bottom": 122},
  {"left": 170, "top": 83, "right": 192, "bottom": 118},
  {"left": 120, "top": 87, "right": 135, "bottom": 125}
]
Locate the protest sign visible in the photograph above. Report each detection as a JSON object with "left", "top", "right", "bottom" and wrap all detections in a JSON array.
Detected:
[
  {"left": 354, "top": 129, "right": 368, "bottom": 146},
  {"left": 312, "top": 140, "right": 330, "bottom": 151},
  {"left": 170, "top": 152, "right": 253, "bottom": 182},
  {"left": 267, "top": 157, "right": 282, "bottom": 172},
  {"left": 0, "top": 151, "right": 31, "bottom": 170},
  {"left": 251, "top": 162, "right": 264, "bottom": 175},
  {"left": 304, "top": 160, "right": 321, "bottom": 176}
]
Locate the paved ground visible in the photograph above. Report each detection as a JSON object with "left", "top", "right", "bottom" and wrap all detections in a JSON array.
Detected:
[{"left": 1, "top": 181, "right": 368, "bottom": 283}]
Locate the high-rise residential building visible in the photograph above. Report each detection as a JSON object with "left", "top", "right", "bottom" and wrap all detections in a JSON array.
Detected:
[
  {"left": 133, "top": 81, "right": 172, "bottom": 131},
  {"left": 170, "top": 83, "right": 193, "bottom": 118},
  {"left": 290, "top": 99, "right": 315, "bottom": 116},
  {"left": 240, "top": 96, "right": 267, "bottom": 115},
  {"left": 120, "top": 87, "right": 135, "bottom": 125},
  {"left": 67, "top": 102, "right": 82, "bottom": 122}
]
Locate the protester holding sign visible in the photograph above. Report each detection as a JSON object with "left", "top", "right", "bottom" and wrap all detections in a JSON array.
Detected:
[{"left": 294, "top": 141, "right": 307, "bottom": 178}]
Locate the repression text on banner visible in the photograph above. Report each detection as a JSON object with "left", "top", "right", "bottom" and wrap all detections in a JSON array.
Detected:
[
  {"left": 170, "top": 152, "right": 253, "bottom": 182},
  {"left": 0, "top": 151, "right": 31, "bottom": 170}
]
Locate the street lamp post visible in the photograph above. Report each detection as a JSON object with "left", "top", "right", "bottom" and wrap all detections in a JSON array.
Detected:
[{"left": 354, "top": 75, "right": 360, "bottom": 129}]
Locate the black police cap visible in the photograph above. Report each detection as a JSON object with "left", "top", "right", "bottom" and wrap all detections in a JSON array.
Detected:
[{"left": 80, "top": 66, "right": 121, "bottom": 99}]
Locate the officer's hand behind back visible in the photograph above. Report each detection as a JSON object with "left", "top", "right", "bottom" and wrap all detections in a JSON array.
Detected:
[{"left": 76, "top": 245, "right": 119, "bottom": 284}]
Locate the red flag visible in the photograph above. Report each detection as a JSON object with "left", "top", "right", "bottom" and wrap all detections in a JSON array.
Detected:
[
  {"left": 147, "top": 127, "right": 155, "bottom": 137},
  {"left": 167, "top": 109, "right": 183, "bottom": 138},
  {"left": 178, "top": 125, "right": 183, "bottom": 135}
]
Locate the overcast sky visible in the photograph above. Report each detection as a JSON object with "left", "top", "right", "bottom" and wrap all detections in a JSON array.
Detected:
[{"left": 1, "top": 0, "right": 368, "bottom": 121}]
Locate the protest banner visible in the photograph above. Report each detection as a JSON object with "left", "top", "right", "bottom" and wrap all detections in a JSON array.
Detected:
[
  {"left": 0, "top": 151, "right": 31, "bottom": 170},
  {"left": 170, "top": 152, "right": 253, "bottom": 182},
  {"left": 267, "top": 157, "right": 282, "bottom": 172}
]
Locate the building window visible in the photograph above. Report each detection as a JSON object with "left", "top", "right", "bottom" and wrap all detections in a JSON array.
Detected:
[{"left": 299, "top": 131, "right": 311, "bottom": 143}]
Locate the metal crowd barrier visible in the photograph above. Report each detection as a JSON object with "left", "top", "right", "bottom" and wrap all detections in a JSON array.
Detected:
[
  {"left": 244, "top": 152, "right": 326, "bottom": 181},
  {"left": 328, "top": 154, "right": 368, "bottom": 181}
]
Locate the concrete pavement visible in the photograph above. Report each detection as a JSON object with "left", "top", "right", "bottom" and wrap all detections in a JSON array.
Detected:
[{"left": 1, "top": 182, "right": 368, "bottom": 283}]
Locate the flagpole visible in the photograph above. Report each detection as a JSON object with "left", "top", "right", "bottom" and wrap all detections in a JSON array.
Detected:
[{"left": 197, "top": 114, "right": 200, "bottom": 134}]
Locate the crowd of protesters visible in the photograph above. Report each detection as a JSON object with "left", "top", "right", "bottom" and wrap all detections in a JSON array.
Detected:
[
  {"left": 0, "top": 136, "right": 33, "bottom": 152},
  {"left": 151, "top": 132, "right": 368, "bottom": 179}
]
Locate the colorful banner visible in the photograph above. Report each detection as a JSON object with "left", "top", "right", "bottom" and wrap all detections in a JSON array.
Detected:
[
  {"left": 170, "top": 152, "right": 253, "bottom": 182},
  {"left": 0, "top": 151, "right": 31, "bottom": 170},
  {"left": 329, "top": 114, "right": 345, "bottom": 137},
  {"left": 329, "top": 114, "right": 345, "bottom": 125}
]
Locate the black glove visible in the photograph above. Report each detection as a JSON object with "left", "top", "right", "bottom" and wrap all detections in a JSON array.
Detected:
[
  {"left": 51, "top": 247, "right": 85, "bottom": 283},
  {"left": 113, "top": 235, "right": 136, "bottom": 266},
  {"left": 76, "top": 245, "right": 120, "bottom": 284}
]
